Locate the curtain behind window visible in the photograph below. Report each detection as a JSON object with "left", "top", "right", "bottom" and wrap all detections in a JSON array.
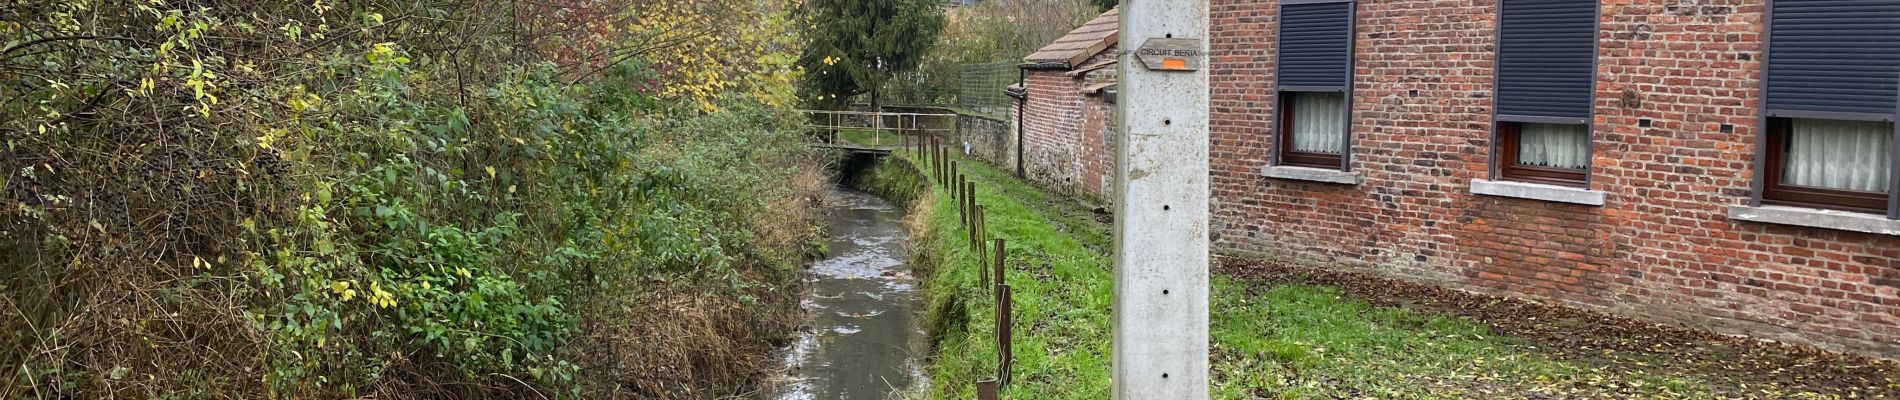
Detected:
[
  {"left": 1517, "top": 123, "right": 1589, "bottom": 169},
  {"left": 1291, "top": 92, "right": 1346, "bottom": 154},
  {"left": 1785, "top": 119, "right": 1892, "bottom": 192}
]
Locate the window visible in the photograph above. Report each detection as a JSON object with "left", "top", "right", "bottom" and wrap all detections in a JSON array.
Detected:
[
  {"left": 1492, "top": 0, "right": 1597, "bottom": 186},
  {"left": 1497, "top": 122, "right": 1590, "bottom": 186},
  {"left": 1273, "top": 0, "right": 1354, "bottom": 170},
  {"left": 1278, "top": 92, "right": 1347, "bottom": 168},
  {"left": 1762, "top": 118, "right": 1894, "bottom": 213},
  {"left": 1758, "top": 0, "right": 1900, "bottom": 219}
]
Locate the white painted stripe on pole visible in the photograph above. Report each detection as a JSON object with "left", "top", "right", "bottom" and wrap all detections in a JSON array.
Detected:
[{"left": 1113, "top": 0, "right": 1210, "bottom": 399}]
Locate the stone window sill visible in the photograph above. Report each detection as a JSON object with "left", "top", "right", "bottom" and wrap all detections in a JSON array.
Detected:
[
  {"left": 1469, "top": 179, "right": 1606, "bottom": 206},
  {"left": 1728, "top": 205, "right": 1900, "bottom": 236},
  {"left": 1261, "top": 165, "right": 1360, "bottom": 185}
]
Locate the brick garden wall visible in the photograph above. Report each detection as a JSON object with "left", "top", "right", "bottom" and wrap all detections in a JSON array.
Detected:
[
  {"left": 1016, "top": 69, "right": 1086, "bottom": 194},
  {"left": 1203, "top": 0, "right": 1900, "bottom": 357},
  {"left": 1079, "top": 88, "right": 1116, "bottom": 202},
  {"left": 1010, "top": 46, "right": 1120, "bottom": 201}
]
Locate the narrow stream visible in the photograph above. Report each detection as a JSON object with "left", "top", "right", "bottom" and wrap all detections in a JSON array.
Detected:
[{"left": 764, "top": 187, "right": 927, "bottom": 399}]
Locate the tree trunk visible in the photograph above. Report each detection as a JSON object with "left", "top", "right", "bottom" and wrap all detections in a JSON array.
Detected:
[
  {"left": 870, "top": 82, "right": 883, "bottom": 116},
  {"left": 870, "top": 79, "right": 884, "bottom": 142}
]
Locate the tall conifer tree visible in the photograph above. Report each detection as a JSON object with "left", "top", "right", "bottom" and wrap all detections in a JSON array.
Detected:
[{"left": 800, "top": 0, "right": 946, "bottom": 110}]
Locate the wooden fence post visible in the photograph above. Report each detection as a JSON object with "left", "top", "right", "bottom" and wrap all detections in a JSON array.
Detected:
[
  {"left": 999, "top": 284, "right": 1014, "bottom": 387},
  {"left": 964, "top": 181, "right": 976, "bottom": 232},
  {"left": 980, "top": 238, "right": 993, "bottom": 288},
  {"left": 973, "top": 205, "right": 985, "bottom": 253},
  {"left": 956, "top": 174, "right": 968, "bottom": 226},
  {"left": 952, "top": 162, "right": 961, "bottom": 191},
  {"left": 976, "top": 205, "right": 987, "bottom": 253},
  {"left": 991, "top": 238, "right": 1005, "bottom": 289},
  {"left": 994, "top": 283, "right": 1005, "bottom": 378},
  {"left": 994, "top": 241, "right": 1008, "bottom": 388},
  {"left": 994, "top": 238, "right": 1007, "bottom": 291}
]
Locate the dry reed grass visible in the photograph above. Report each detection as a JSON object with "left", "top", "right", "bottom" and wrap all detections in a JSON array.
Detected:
[{"left": 567, "top": 154, "right": 828, "bottom": 399}]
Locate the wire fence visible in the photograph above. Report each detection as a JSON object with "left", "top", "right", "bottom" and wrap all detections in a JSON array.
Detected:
[
  {"left": 906, "top": 141, "right": 1015, "bottom": 396},
  {"left": 958, "top": 61, "right": 1018, "bottom": 115}
]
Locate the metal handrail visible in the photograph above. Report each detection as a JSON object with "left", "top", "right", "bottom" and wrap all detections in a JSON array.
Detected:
[
  {"left": 793, "top": 109, "right": 959, "bottom": 118},
  {"left": 798, "top": 109, "right": 959, "bottom": 147}
]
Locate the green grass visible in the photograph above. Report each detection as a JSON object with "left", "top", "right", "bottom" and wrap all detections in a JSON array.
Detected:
[
  {"left": 900, "top": 150, "right": 1113, "bottom": 398},
  {"left": 897, "top": 151, "right": 1861, "bottom": 399},
  {"left": 1211, "top": 283, "right": 1574, "bottom": 398},
  {"left": 835, "top": 129, "right": 901, "bottom": 147}
]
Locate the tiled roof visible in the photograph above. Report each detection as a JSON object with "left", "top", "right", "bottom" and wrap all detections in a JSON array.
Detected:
[
  {"left": 1066, "top": 58, "right": 1117, "bottom": 77},
  {"left": 1023, "top": 7, "right": 1118, "bottom": 68}
]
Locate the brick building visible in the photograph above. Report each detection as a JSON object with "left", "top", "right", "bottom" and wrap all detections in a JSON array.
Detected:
[
  {"left": 1008, "top": 1, "right": 1900, "bottom": 357},
  {"left": 1011, "top": 8, "right": 1122, "bottom": 201},
  {"left": 1205, "top": 0, "right": 1899, "bottom": 356}
]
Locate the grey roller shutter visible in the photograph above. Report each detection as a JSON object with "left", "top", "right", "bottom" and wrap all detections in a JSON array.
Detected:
[
  {"left": 1278, "top": 2, "right": 1353, "bottom": 89},
  {"left": 1766, "top": 0, "right": 1900, "bottom": 118},
  {"left": 1495, "top": 0, "right": 1597, "bottom": 121}
]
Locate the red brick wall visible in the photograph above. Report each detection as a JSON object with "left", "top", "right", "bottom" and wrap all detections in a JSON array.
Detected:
[
  {"left": 1207, "top": 0, "right": 1900, "bottom": 357},
  {"left": 1016, "top": 69, "right": 1084, "bottom": 193},
  {"left": 1080, "top": 90, "right": 1116, "bottom": 201},
  {"left": 1012, "top": 46, "right": 1120, "bottom": 200}
]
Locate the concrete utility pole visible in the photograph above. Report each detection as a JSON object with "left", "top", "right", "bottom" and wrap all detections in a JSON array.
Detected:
[{"left": 1112, "top": 0, "right": 1209, "bottom": 398}]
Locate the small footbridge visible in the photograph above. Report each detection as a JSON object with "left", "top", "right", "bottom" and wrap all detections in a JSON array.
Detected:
[
  {"left": 811, "top": 142, "right": 894, "bottom": 154},
  {"left": 800, "top": 109, "right": 958, "bottom": 156}
]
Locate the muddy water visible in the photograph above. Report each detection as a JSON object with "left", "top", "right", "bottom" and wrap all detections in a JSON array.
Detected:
[{"left": 764, "top": 188, "right": 926, "bottom": 399}]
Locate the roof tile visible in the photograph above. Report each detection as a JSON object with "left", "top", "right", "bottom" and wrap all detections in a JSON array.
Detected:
[{"left": 1023, "top": 7, "right": 1119, "bottom": 68}]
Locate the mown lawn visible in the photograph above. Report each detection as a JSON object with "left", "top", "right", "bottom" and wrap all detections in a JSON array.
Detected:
[{"left": 899, "top": 151, "right": 1898, "bottom": 399}]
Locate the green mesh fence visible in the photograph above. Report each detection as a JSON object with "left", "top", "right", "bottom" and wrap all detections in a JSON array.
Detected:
[{"left": 958, "top": 61, "right": 1018, "bottom": 115}]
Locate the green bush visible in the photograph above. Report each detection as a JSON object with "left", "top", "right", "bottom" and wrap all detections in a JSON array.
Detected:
[{"left": 3, "top": 12, "right": 823, "bottom": 396}]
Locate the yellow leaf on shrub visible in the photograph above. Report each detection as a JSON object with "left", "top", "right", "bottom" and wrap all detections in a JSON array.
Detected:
[{"left": 370, "top": 282, "right": 395, "bottom": 308}]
